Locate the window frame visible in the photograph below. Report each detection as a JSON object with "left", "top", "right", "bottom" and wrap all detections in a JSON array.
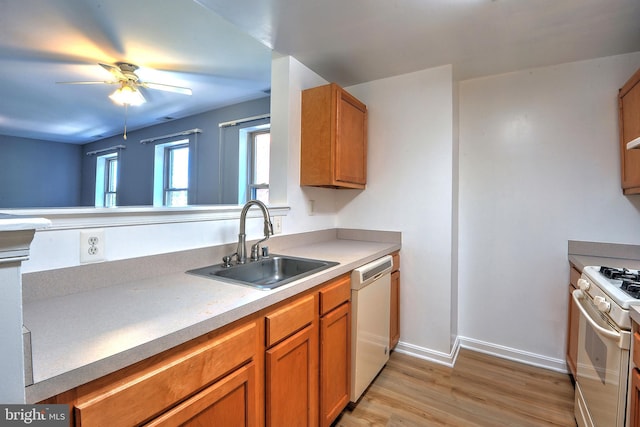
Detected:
[
  {"left": 247, "top": 128, "right": 270, "bottom": 203},
  {"left": 153, "top": 138, "right": 190, "bottom": 207},
  {"left": 163, "top": 142, "right": 189, "bottom": 207},
  {"left": 104, "top": 155, "right": 118, "bottom": 207},
  {"left": 95, "top": 151, "right": 119, "bottom": 208}
]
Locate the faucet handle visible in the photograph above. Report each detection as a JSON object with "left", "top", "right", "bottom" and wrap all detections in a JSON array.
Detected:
[
  {"left": 262, "top": 246, "right": 269, "bottom": 258},
  {"left": 222, "top": 255, "right": 233, "bottom": 268}
]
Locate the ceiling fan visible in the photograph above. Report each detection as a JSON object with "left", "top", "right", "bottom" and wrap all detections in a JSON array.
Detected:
[{"left": 57, "top": 62, "right": 193, "bottom": 106}]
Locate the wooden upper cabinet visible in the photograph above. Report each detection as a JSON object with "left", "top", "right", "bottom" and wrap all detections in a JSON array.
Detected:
[
  {"left": 301, "top": 83, "right": 367, "bottom": 189},
  {"left": 619, "top": 67, "right": 640, "bottom": 194}
]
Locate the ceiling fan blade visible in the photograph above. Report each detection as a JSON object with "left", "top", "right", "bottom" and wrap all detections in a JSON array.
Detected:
[
  {"left": 56, "top": 80, "right": 119, "bottom": 85},
  {"left": 99, "top": 63, "right": 127, "bottom": 80},
  {"left": 141, "top": 81, "right": 193, "bottom": 95}
]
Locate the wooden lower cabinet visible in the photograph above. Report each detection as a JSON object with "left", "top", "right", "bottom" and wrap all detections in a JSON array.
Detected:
[
  {"left": 266, "top": 324, "right": 318, "bottom": 427},
  {"left": 41, "top": 272, "right": 357, "bottom": 427},
  {"left": 320, "top": 302, "right": 350, "bottom": 427},
  {"left": 144, "top": 361, "right": 256, "bottom": 427},
  {"left": 632, "top": 367, "right": 640, "bottom": 426},
  {"left": 566, "top": 266, "right": 580, "bottom": 378},
  {"left": 69, "top": 320, "right": 259, "bottom": 427},
  {"left": 390, "top": 251, "right": 400, "bottom": 350},
  {"left": 631, "top": 331, "right": 640, "bottom": 427}
]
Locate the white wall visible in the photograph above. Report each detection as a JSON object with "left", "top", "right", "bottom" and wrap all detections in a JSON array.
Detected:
[
  {"left": 458, "top": 52, "right": 640, "bottom": 369},
  {"left": 339, "top": 66, "right": 457, "bottom": 359},
  {"left": 271, "top": 55, "right": 339, "bottom": 233}
]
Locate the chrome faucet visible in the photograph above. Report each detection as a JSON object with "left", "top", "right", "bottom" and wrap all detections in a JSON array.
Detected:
[{"left": 235, "top": 200, "right": 273, "bottom": 264}]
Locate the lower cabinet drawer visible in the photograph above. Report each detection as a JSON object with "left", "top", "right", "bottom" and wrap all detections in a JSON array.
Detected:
[
  {"left": 74, "top": 321, "right": 257, "bottom": 427},
  {"left": 319, "top": 275, "right": 351, "bottom": 316},
  {"left": 265, "top": 294, "right": 315, "bottom": 347}
]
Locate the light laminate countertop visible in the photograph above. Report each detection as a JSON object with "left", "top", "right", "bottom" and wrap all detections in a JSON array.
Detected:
[
  {"left": 24, "top": 237, "right": 400, "bottom": 403},
  {"left": 568, "top": 240, "right": 640, "bottom": 272}
]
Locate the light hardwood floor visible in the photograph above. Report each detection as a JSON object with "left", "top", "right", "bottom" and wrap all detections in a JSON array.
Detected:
[{"left": 334, "top": 348, "right": 576, "bottom": 427}]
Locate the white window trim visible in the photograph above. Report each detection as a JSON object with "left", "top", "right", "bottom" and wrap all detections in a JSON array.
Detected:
[
  {"left": 95, "top": 152, "right": 118, "bottom": 208},
  {"left": 153, "top": 139, "right": 189, "bottom": 207},
  {"left": 238, "top": 123, "right": 270, "bottom": 203}
]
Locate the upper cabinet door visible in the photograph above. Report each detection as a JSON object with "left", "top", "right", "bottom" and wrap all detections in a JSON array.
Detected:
[
  {"left": 301, "top": 83, "right": 367, "bottom": 189},
  {"left": 335, "top": 89, "right": 367, "bottom": 185},
  {"left": 619, "top": 67, "right": 640, "bottom": 195}
]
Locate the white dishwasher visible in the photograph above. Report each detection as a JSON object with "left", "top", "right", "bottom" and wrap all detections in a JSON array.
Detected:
[{"left": 350, "top": 255, "right": 393, "bottom": 402}]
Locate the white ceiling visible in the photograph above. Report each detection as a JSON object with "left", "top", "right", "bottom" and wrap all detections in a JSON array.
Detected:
[
  {"left": 200, "top": 0, "right": 640, "bottom": 84},
  {"left": 3, "top": 0, "right": 640, "bottom": 144}
]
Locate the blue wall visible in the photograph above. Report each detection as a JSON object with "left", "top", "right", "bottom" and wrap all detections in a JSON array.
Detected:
[
  {"left": 0, "top": 135, "right": 83, "bottom": 207},
  {"left": 0, "top": 96, "right": 270, "bottom": 208},
  {"left": 81, "top": 96, "right": 270, "bottom": 206}
]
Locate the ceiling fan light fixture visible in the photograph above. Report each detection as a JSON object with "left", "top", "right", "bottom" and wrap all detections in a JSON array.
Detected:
[{"left": 109, "top": 83, "right": 146, "bottom": 106}]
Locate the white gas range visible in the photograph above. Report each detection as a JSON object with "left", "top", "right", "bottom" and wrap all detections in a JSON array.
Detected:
[{"left": 573, "top": 265, "right": 640, "bottom": 427}]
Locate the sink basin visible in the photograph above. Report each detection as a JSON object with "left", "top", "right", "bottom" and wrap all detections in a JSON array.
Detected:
[{"left": 187, "top": 255, "right": 339, "bottom": 290}]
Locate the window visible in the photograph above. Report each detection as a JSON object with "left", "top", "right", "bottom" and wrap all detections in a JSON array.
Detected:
[
  {"left": 222, "top": 119, "right": 269, "bottom": 204},
  {"left": 104, "top": 155, "right": 118, "bottom": 207},
  {"left": 153, "top": 139, "right": 189, "bottom": 207},
  {"left": 249, "top": 129, "right": 270, "bottom": 204},
  {"left": 165, "top": 143, "right": 189, "bottom": 206},
  {"left": 95, "top": 152, "right": 118, "bottom": 207}
]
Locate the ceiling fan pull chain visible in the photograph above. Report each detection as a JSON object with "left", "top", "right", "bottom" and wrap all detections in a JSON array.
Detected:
[{"left": 123, "top": 104, "right": 128, "bottom": 140}]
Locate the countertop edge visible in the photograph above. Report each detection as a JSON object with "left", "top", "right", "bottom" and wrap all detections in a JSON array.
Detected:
[
  {"left": 568, "top": 240, "right": 640, "bottom": 272},
  {"left": 568, "top": 254, "right": 640, "bottom": 272}
]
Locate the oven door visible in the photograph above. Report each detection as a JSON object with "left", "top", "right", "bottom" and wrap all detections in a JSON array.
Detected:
[{"left": 572, "top": 290, "right": 630, "bottom": 427}]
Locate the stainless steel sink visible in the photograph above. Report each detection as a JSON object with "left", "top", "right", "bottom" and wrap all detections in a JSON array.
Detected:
[{"left": 187, "top": 255, "right": 339, "bottom": 290}]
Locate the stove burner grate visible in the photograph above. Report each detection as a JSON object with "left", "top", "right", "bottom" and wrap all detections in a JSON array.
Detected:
[
  {"left": 600, "top": 266, "right": 640, "bottom": 281},
  {"left": 621, "top": 280, "right": 640, "bottom": 297},
  {"left": 600, "top": 266, "right": 640, "bottom": 298}
]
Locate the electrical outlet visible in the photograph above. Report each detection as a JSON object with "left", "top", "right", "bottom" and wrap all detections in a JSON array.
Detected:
[
  {"left": 272, "top": 216, "right": 282, "bottom": 234},
  {"left": 80, "top": 229, "right": 105, "bottom": 263}
]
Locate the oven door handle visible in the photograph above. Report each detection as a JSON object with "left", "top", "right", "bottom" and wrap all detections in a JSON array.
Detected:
[{"left": 572, "top": 289, "right": 621, "bottom": 341}]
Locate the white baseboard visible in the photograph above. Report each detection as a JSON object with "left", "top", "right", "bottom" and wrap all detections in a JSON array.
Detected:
[
  {"left": 393, "top": 336, "right": 568, "bottom": 374},
  {"left": 458, "top": 336, "right": 569, "bottom": 373},
  {"left": 393, "top": 336, "right": 461, "bottom": 367}
]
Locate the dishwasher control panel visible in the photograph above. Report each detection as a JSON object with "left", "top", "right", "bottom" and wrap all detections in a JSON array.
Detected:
[{"left": 351, "top": 255, "right": 393, "bottom": 290}]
